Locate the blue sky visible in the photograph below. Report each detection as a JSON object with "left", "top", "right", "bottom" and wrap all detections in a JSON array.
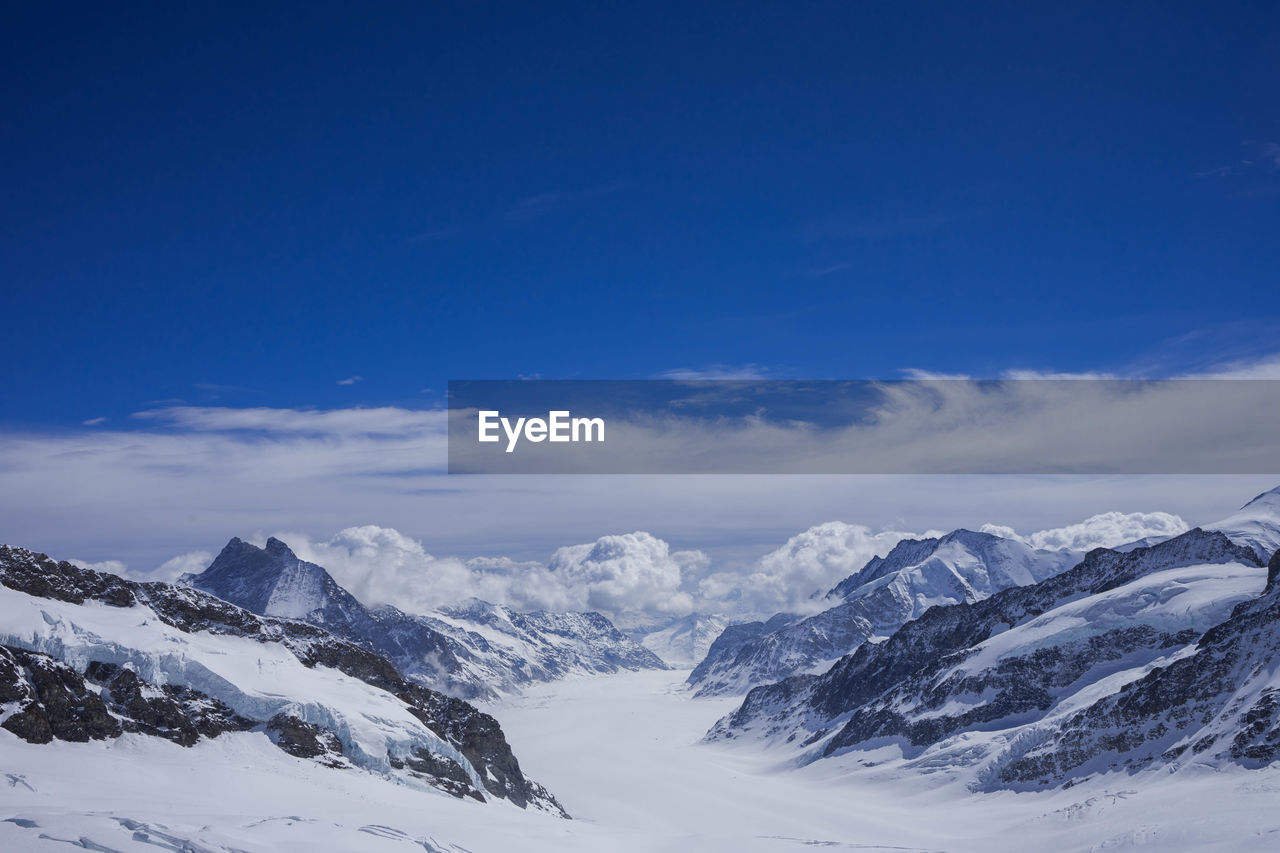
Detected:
[
  {"left": 4, "top": 1, "right": 1279, "bottom": 429},
  {"left": 2, "top": 4, "right": 1279, "bottom": 584}
]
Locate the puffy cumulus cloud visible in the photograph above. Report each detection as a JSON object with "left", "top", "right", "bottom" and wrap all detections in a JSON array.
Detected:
[
  {"left": 68, "top": 557, "right": 129, "bottom": 575},
  {"left": 280, "top": 526, "right": 544, "bottom": 615},
  {"left": 155, "top": 550, "right": 214, "bottom": 581},
  {"left": 547, "top": 532, "right": 704, "bottom": 617},
  {"left": 980, "top": 511, "right": 1189, "bottom": 552},
  {"left": 260, "top": 526, "right": 705, "bottom": 622},
  {"left": 698, "top": 522, "right": 937, "bottom": 616}
]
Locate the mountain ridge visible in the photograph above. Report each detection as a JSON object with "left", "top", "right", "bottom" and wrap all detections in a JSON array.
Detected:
[
  {"left": 0, "top": 543, "right": 566, "bottom": 814},
  {"left": 184, "top": 536, "right": 665, "bottom": 698}
]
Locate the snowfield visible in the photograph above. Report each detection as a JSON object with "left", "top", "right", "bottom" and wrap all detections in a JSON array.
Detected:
[{"left": 5, "top": 668, "right": 1280, "bottom": 851}]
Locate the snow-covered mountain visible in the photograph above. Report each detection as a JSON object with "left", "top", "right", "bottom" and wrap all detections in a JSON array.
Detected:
[
  {"left": 1210, "top": 484, "right": 1280, "bottom": 561},
  {"left": 0, "top": 544, "right": 565, "bottom": 814},
  {"left": 423, "top": 598, "right": 667, "bottom": 686},
  {"left": 708, "top": 525, "right": 1274, "bottom": 791},
  {"left": 688, "top": 529, "right": 1081, "bottom": 696},
  {"left": 994, "top": 546, "right": 1280, "bottom": 787},
  {"left": 184, "top": 537, "right": 664, "bottom": 699},
  {"left": 636, "top": 613, "right": 729, "bottom": 667}
]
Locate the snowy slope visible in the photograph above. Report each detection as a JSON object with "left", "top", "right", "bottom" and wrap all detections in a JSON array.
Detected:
[
  {"left": 186, "top": 538, "right": 665, "bottom": 700},
  {"left": 709, "top": 527, "right": 1273, "bottom": 793},
  {"left": 994, "top": 546, "right": 1280, "bottom": 788},
  {"left": 0, "top": 544, "right": 565, "bottom": 814},
  {"left": 7, "top": 668, "right": 1280, "bottom": 852},
  {"left": 689, "top": 529, "right": 1081, "bottom": 696},
  {"left": 184, "top": 537, "right": 475, "bottom": 696},
  {"left": 1209, "top": 484, "right": 1280, "bottom": 561},
  {"left": 422, "top": 598, "right": 667, "bottom": 688},
  {"left": 636, "top": 613, "right": 728, "bottom": 666}
]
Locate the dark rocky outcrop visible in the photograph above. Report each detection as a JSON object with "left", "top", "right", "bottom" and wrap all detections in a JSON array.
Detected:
[
  {"left": 265, "top": 713, "right": 347, "bottom": 767},
  {"left": 0, "top": 544, "right": 567, "bottom": 816},
  {"left": 0, "top": 645, "right": 121, "bottom": 744},
  {"left": 85, "top": 661, "right": 256, "bottom": 746}
]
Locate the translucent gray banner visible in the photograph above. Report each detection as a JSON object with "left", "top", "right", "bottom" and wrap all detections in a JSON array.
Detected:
[{"left": 447, "top": 379, "right": 1280, "bottom": 474}]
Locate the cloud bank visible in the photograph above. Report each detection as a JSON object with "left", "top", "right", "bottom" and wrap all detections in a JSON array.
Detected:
[
  {"left": 2, "top": 399, "right": 1274, "bottom": 594},
  {"left": 980, "top": 511, "right": 1189, "bottom": 551},
  {"left": 166, "top": 506, "right": 1190, "bottom": 624}
]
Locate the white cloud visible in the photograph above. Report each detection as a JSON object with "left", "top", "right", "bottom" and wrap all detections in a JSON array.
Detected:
[
  {"left": 280, "top": 525, "right": 513, "bottom": 614},
  {"left": 337, "top": 376, "right": 363, "bottom": 386},
  {"left": 547, "top": 532, "right": 704, "bottom": 618},
  {"left": 2, "top": 403, "right": 1275, "bottom": 604},
  {"left": 257, "top": 527, "right": 705, "bottom": 622},
  {"left": 980, "top": 511, "right": 1189, "bottom": 551},
  {"left": 655, "top": 364, "right": 772, "bottom": 380},
  {"left": 132, "top": 405, "right": 442, "bottom": 437},
  {"left": 82, "top": 417, "right": 108, "bottom": 426},
  {"left": 68, "top": 557, "right": 128, "bottom": 575},
  {"left": 699, "top": 522, "right": 938, "bottom": 615},
  {"left": 156, "top": 550, "right": 214, "bottom": 581},
  {"left": 1178, "top": 353, "right": 1280, "bottom": 380}
]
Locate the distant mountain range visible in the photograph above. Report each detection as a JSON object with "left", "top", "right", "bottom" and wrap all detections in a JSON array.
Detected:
[
  {"left": 689, "top": 529, "right": 1083, "bottom": 696},
  {"left": 707, "top": 484, "right": 1280, "bottom": 791},
  {"left": 183, "top": 537, "right": 667, "bottom": 700},
  {"left": 6, "top": 483, "right": 1278, "bottom": 815}
]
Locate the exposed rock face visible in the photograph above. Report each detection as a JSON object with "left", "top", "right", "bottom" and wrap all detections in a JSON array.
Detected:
[
  {"left": 86, "top": 661, "right": 256, "bottom": 746},
  {"left": 0, "top": 645, "right": 121, "bottom": 744},
  {"left": 266, "top": 713, "right": 347, "bottom": 767},
  {"left": 708, "top": 528, "right": 1268, "bottom": 792},
  {"left": 0, "top": 544, "right": 567, "bottom": 816},
  {"left": 184, "top": 537, "right": 472, "bottom": 696},
  {"left": 995, "top": 546, "right": 1280, "bottom": 787},
  {"left": 687, "top": 613, "right": 799, "bottom": 690},
  {"left": 689, "top": 530, "right": 1080, "bottom": 696}
]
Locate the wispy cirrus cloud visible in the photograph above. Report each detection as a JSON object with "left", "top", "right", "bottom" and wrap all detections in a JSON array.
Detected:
[
  {"left": 503, "top": 182, "right": 630, "bottom": 222},
  {"left": 131, "top": 405, "right": 444, "bottom": 438},
  {"left": 654, "top": 363, "right": 773, "bottom": 380},
  {"left": 337, "top": 375, "right": 363, "bottom": 386},
  {"left": 1195, "top": 141, "right": 1280, "bottom": 195}
]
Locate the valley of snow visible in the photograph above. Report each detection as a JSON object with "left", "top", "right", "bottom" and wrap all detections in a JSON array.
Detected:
[{"left": 6, "top": 667, "right": 1280, "bottom": 851}]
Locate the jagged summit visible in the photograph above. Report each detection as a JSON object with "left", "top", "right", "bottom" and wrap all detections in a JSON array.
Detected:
[
  {"left": 185, "top": 536, "right": 666, "bottom": 699},
  {"left": 185, "top": 537, "right": 470, "bottom": 695},
  {"left": 707, "top": 524, "right": 1271, "bottom": 793},
  {"left": 185, "top": 536, "right": 362, "bottom": 623},
  {"left": 689, "top": 527, "right": 1080, "bottom": 696}
]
